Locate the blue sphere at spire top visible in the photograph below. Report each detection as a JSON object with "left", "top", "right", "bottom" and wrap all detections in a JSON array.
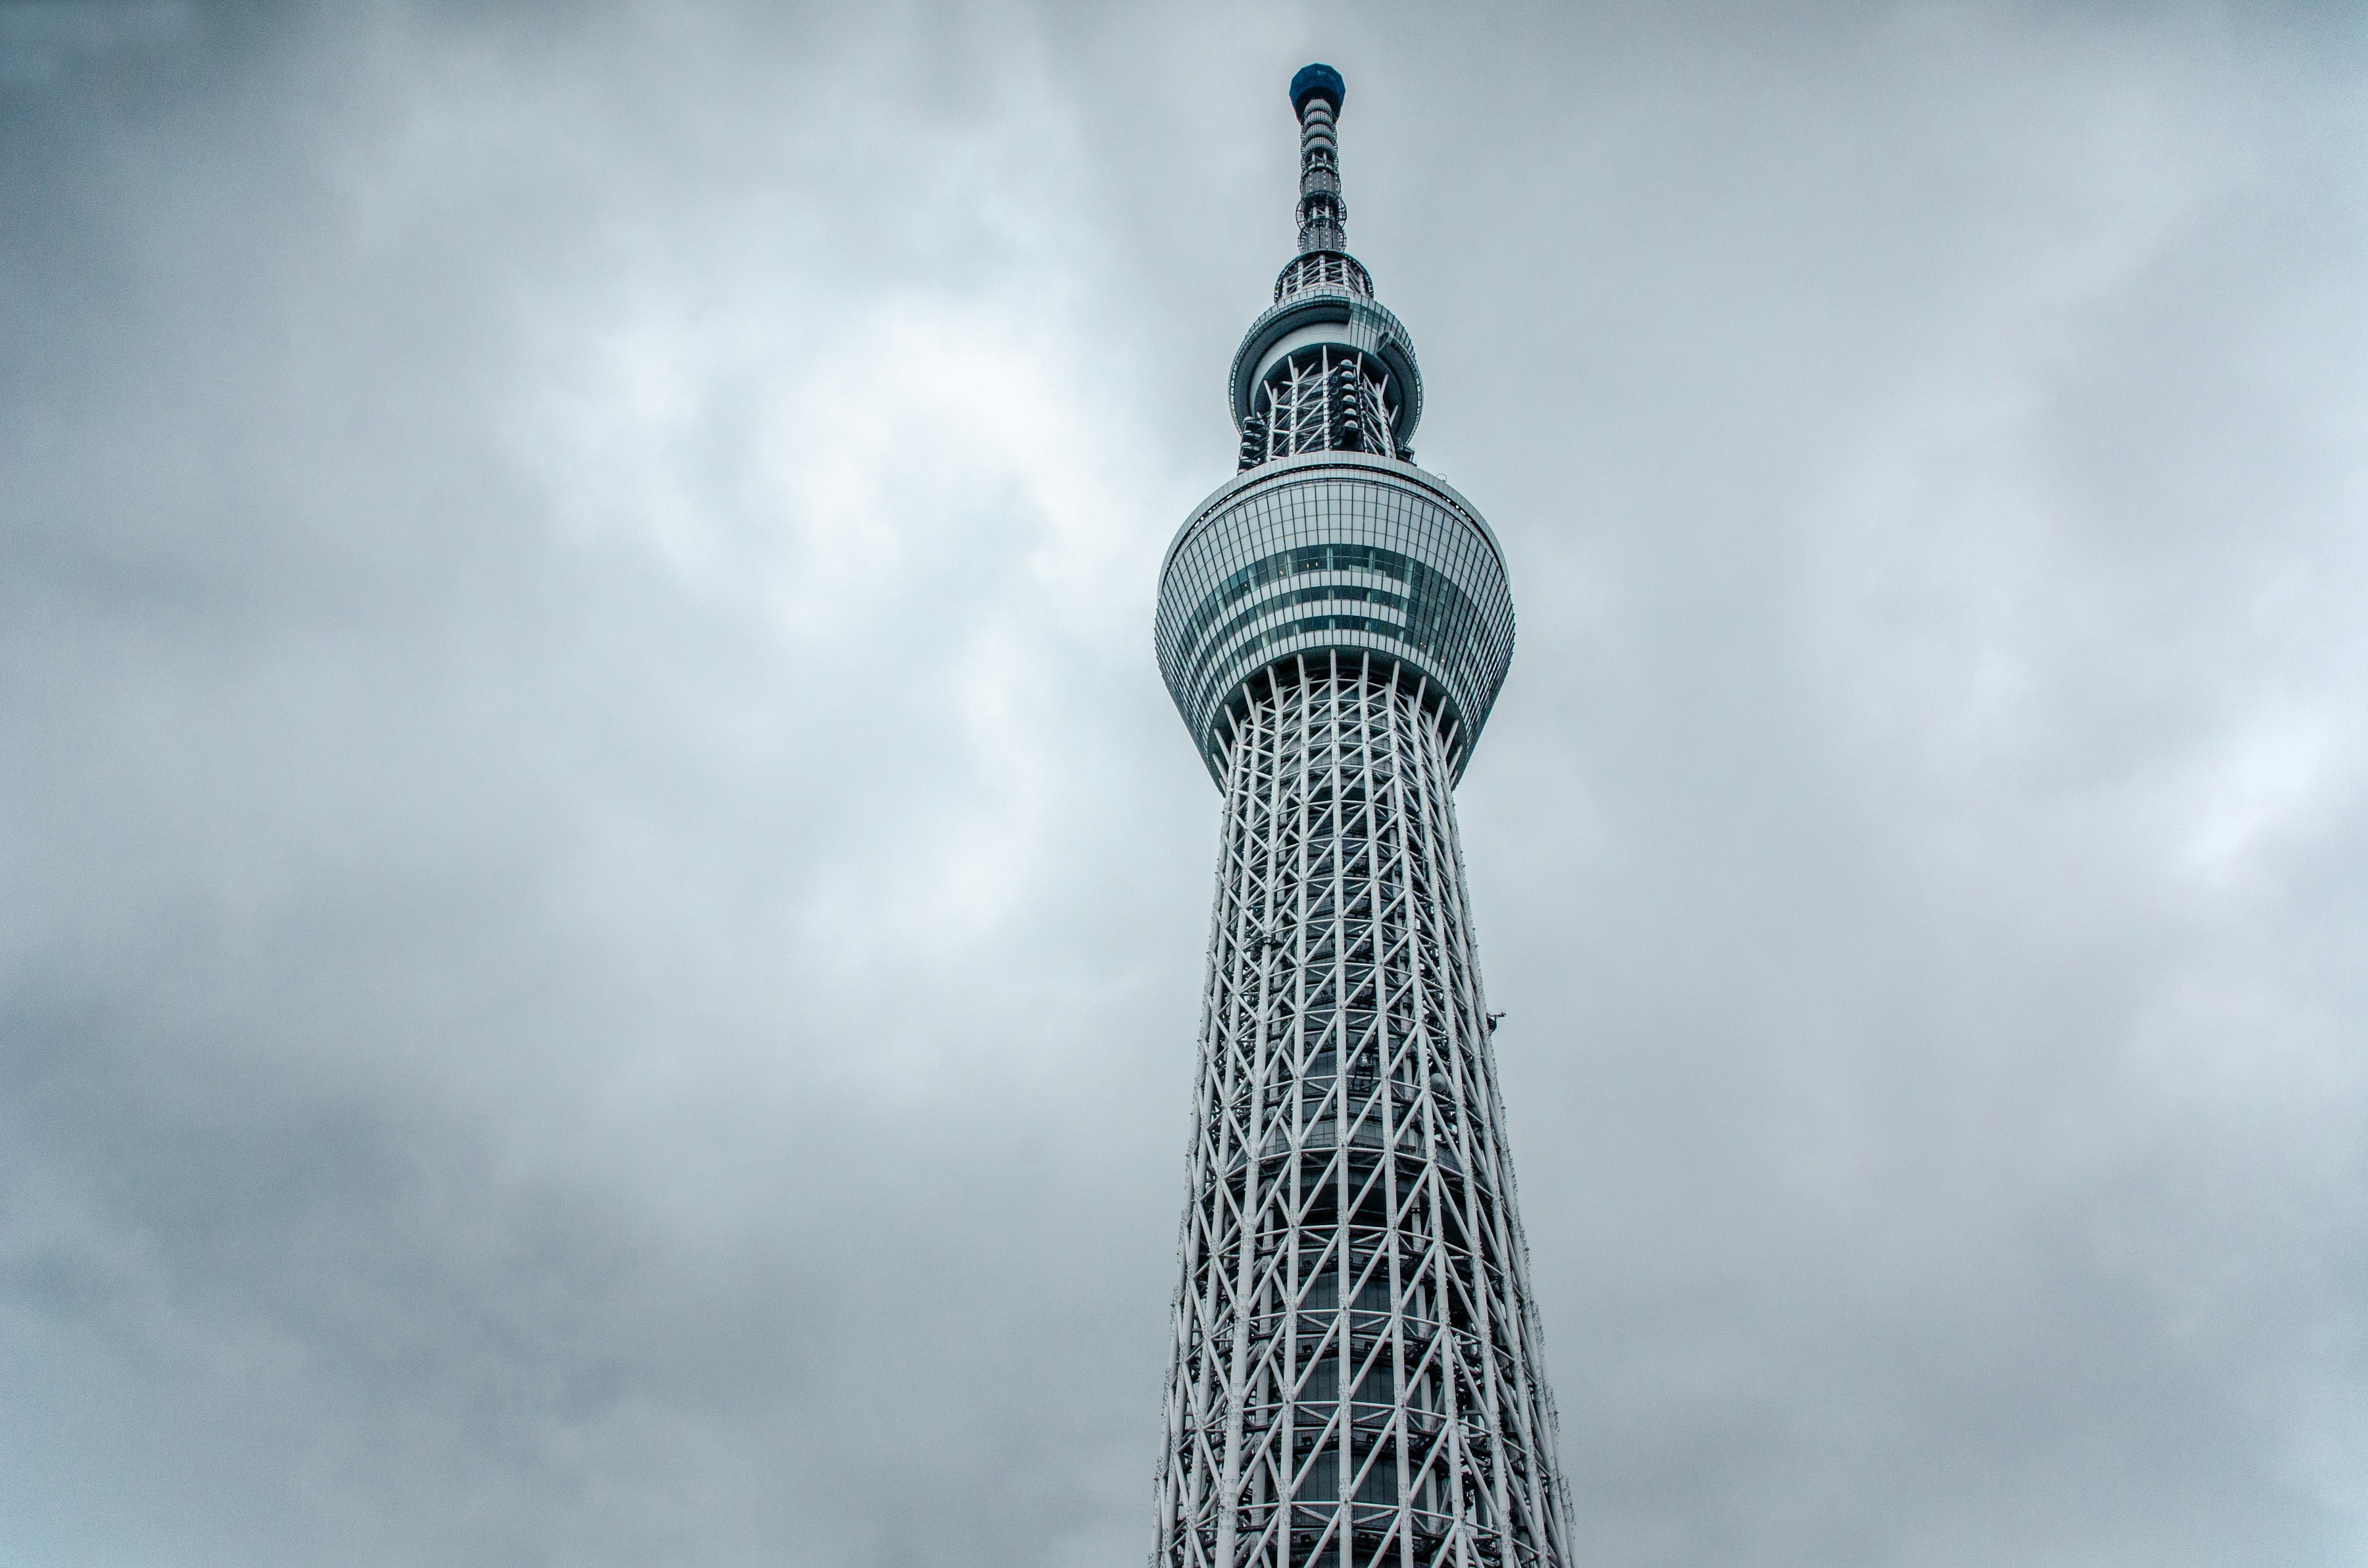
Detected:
[{"left": 1290, "top": 63, "right": 1344, "bottom": 117}]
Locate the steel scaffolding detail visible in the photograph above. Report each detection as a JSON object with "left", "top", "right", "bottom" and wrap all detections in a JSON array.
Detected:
[{"left": 1150, "top": 65, "right": 1572, "bottom": 1568}]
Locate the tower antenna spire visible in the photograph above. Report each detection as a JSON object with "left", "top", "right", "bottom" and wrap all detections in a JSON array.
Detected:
[{"left": 1289, "top": 63, "right": 1348, "bottom": 254}]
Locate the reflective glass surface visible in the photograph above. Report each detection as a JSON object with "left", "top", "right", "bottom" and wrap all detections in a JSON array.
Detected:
[{"left": 1155, "top": 454, "right": 1515, "bottom": 782}]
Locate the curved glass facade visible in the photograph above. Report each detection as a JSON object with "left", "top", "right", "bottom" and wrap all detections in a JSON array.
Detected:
[{"left": 1155, "top": 453, "right": 1515, "bottom": 785}]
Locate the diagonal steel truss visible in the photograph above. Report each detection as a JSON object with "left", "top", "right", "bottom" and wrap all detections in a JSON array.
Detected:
[
  {"left": 1153, "top": 652, "right": 1573, "bottom": 1568},
  {"left": 1236, "top": 349, "right": 1404, "bottom": 472}
]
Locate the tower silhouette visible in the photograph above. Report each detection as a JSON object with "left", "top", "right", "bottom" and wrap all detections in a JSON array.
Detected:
[{"left": 1150, "top": 63, "right": 1574, "bottom": 1568}]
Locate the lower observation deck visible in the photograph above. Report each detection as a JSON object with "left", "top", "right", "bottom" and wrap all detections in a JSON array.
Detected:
[{"left": 1155, "top": 452, "right": 1516, "bottom": 786}]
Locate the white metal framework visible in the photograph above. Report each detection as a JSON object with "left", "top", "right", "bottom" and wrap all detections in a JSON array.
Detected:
[
  {"left": 1151, "top": 65, "right": 1571, "bottom": 1568},
  {"left": 1153, "top": 656, "right": 1572, "bottom": 1568},
  {"left": 1238, "top": 351, "right": 1399, "bottom": 471}
]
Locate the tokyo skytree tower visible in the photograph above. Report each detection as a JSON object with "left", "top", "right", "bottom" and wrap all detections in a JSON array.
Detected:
[{"left": 1149, "top": 64, "right": 1574, "bottom": 1568}]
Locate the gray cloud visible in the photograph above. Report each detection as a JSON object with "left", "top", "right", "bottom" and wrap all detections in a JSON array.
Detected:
[{"left": 2, "top": 2, "right": 2363, "bottom": 1565}]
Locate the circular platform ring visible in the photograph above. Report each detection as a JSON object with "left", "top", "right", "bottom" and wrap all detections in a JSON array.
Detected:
[{"left": 1155, "top": 452, "right": 1514, "bottom": 786}]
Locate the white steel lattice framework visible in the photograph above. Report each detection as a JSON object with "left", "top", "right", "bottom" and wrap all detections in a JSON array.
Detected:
[{"left": 1150, "top": 65, "right": 1574, "bottom": 1568}]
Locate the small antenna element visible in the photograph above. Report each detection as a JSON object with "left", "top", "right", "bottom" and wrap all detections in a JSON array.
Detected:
[{"left": 1289, "top": 63, "right": 1348, "bottom": 254}]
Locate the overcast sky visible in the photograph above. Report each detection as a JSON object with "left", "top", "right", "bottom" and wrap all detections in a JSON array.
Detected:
[{"left": 3, "top": 2, "right": 2365, "bottom": 1565}]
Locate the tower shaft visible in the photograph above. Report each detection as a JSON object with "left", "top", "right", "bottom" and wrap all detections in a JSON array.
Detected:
[
  {"left": 1152, "top": 65, "right": 1571, "bottom": 1568},
  {"left": 1154, "top": 655, "right": 1571, "bottom": 1568}
]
